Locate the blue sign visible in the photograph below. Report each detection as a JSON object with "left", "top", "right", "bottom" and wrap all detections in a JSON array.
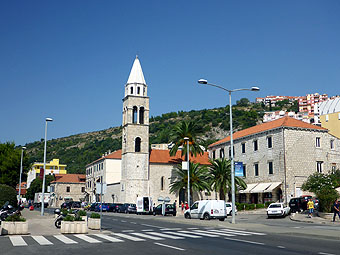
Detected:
[{"left": 234, "top": 162, "right": 244, "bottom": 177}]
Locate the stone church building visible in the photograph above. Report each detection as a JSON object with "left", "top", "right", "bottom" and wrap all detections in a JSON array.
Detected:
[{"left": 85, "top": 57, "right": 210, "bottom": 205}]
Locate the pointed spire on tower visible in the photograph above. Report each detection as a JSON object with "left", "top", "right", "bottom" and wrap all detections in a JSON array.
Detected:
[{"left": 127, "top": 56, "right": 146, "bottom": 85}]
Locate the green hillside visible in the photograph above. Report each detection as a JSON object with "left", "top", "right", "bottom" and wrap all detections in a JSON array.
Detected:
[{"left": 24, "top": 99, "right": 295, "bottom": 174}]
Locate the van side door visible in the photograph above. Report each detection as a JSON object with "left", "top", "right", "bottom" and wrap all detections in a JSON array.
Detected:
[{"left": 190, "top": 202, "right": 199, "bottom": 218}]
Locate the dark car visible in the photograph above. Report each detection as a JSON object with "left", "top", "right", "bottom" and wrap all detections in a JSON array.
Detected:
[
  {"left": 122, "top": 203, "right": 137, "bottom": 214},
  {"left": 72, "top": 201, "right": 81, "bottom": 208},
  {"left": 115, "top": 203, "right": 125, "bottom": 213},
  {"left": 153, "top": 204, "right": 176, "bottom": 216},
  {"left": 289, "top": 198, "right": 303, "bottom": 213},
  {"left": 108, "top": 203, "right": 117, "bottom": 212},
  {"left": 89, "top": 202, "right": 99, "bottom": 211},
  {"left": 61, "top": 201, "right": 73, "bottom": 209}
]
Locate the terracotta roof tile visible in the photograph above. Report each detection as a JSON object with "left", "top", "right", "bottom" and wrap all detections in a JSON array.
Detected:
[
  {"left": 149, "top": 150, "right": 210, "bottom": 165},
  {"left": 86, "top": 150, "right": 122, "bottom": 166},
  {"left": 209, "top": 116, "right": 327, "bottom": 148},
  {"left": 51, "top": 174, "right": 86, "bottom": 184}
]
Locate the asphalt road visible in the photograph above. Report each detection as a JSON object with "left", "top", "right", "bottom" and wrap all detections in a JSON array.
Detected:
[{"left": 1, "top": 211, "right": 340, "bottom": 255}]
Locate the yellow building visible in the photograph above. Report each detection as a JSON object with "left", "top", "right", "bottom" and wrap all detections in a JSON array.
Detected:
[
  {"left": 27, "top": 159, "right": 67, "bottom": 188},
  {"left": 317, "top": 98, "right": 340, "bottom": 139}
]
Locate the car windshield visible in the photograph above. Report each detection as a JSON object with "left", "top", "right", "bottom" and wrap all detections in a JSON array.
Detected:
[
  {"left": 269, "top": 204, "right": 282, "bottom": 208},
  {"left": 166, "top": 204, "right": 175, "bottom": 209},
  {"left": 226, "top": 204, "right": 231, "bottom": 207}
]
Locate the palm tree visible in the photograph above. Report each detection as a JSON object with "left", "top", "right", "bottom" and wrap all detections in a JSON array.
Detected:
[
  {"left": 208, "top": 158, "right": 247, "bottom": 200},
  {"left": 170, "top": 162, "right": 210, "bottom": 201},
  {"left": 169, "top": 120, "right": 204, "bottom": 157}
]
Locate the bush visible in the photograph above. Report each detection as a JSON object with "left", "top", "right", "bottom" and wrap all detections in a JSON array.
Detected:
[
  {"left": 265, "top": 201, "right": 274, "bottom": 208},
  {"left": 90, "top": 213, "right": 100, "bottom": 219},
  {"left": 74, "top": 215, "right": 84, "bottom": 221},
  {"left": 63, "top": 215, "right": 75, "bottom": 221},
  {"left": 5, "top": 214, "right": 26, "bottom": 222},
  {"left": 78, "top": 210, "right": 87, "bottom": 216},
  {"left": 0, "top": 184, "right": 17, "bottom": 208},
  {"left": 61, "top": 209, "right": 69, "bottom": 215}
]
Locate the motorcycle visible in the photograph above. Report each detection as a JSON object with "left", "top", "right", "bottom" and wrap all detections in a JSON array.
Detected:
[
  {"left": 54, "top": 209, "right": 79, "bottom": 228},
  {"left": 0, "top": 202, "right": 14, "bottom": 224}
]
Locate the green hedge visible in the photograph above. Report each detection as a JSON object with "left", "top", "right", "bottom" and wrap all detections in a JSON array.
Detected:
[
  {"left": 5, "top": 214, "right": 26, "bottom": 222},
  {"left": 236, "top": 202, "right": 274, "bottom": 211},
  {"left": 90, "top": 213, "right": 100, "bottom": 219},
  {"left": 0, "top": 184, "right": 17, "bottom": 208}
]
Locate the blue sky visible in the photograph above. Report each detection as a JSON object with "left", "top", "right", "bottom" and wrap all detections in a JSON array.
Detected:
[{"left": 1, "top": 1, "right": 339, "bottom": 146}]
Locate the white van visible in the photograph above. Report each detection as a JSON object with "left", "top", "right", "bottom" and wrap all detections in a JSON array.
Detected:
[
  {"left": 184, "top": 200, "right": 227, "bottom": 221},
  {"left": 136, "top": 197, "right": 153, "bottom": 214}
]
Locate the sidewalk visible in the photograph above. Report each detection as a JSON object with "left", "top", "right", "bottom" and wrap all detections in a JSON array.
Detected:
[
  {"left": 290, "top": 211, "right": 340, "bottom": 225},
  {"left": 22, "top": 209, "right": 59, "bottom": 235}
]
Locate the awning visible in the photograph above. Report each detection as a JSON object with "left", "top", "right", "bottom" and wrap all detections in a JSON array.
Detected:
[
  {"left": 265, "top": 182, "right": 282, "bottom": 192},
  {"left": 239, "top": 183, "right": 258, "bottom": 193},
  {"left": 250, "top": 183, "right": 272, "bottom": 193}
]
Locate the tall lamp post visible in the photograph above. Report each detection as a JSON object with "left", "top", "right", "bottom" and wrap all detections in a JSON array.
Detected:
[
  {"left": 41, "top": 117, "right": 53, "bottom": 216},
  {"left": 184, "top": 137, "right": 190, "bottom": 207},
  {"left": 198, "top": 79, "right": 259, "bottom": 224},
  {"left": 18, "top": 146, "right": 26, "bottom": 203}
]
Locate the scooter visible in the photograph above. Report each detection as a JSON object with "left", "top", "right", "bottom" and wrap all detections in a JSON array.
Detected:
[
  {"left": 0, "top": 202, "right": 14, "bottom": 224},
  {"left": 54, "top": 208, "right": 65, "bottom": 228}
]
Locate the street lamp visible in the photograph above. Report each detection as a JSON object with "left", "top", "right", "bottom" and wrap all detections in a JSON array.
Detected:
[
  {"left": 18, "top": 146, "right": 26, "bottom": 204},
  {"left": 41, "top": 117, "right": 53, "bottom": 216},
  {"left": 184, "top": 137, "right": 190, "bottom": 207},
  {"left": 198, "top": 78, "right": 259, "bottom": 224}
]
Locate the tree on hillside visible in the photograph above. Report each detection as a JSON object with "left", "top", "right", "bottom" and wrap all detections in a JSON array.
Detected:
[
  {"left": 0, "top": 142, "right": 29, "bottom": 188},
  {"left": 208, "top": 158, "right": 247, "bottom": 200},
  {"left": 169, "top": 120, "right": 204, "bottom": 157},
  {"left": 302, "top": 172, "right": 338, "bottom": 212},
  {"left": 170, "top": 162, "right": 210, "bottom": 201},
  {"left": 26, "top": 175, "right": 55, "bottom": 200},
  {"left": 236, "top": 98, "right": 250, "bottom": 107}
]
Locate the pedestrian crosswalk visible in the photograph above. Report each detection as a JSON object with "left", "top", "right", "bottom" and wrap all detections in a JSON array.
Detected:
[{"left": 5, "top": 228, "right": 266, "bottom": 247}]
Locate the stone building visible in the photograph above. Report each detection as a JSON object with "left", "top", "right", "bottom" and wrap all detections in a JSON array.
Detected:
[
  {"left": 208, "top": 117, "right": 340, "bottom": 204},
  {"left": 85, "top": 57, "right": 211, "bottom": 205},
  {"left": 50, "top": 174, "right": 86, "bottom": 207}
]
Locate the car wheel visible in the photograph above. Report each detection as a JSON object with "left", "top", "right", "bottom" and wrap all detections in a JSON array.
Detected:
[
  {"left": 219, "top": 218, "right": 225, "bottom": 221},
  {"left": 153, "top": 212, "right": 156, "bottom": 216},
  {"left": 184, "top": 213, "right": 191, "bottom": 219},
  {"left": 203, "top": 213, "right": 210, "bottom": 220},
  {"left": 173, "top": 213, "right": 176, "bottom": 216}
]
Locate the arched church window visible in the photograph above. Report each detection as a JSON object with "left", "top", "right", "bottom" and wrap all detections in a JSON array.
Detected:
[
  {"left": 137, "top": 87, "right": 140, "bottom": 95},
  {"left": 135, "top": 137, "right": 141, "bottom": 152},
  {"left": 133, "top": 106, "right": 138, "bottom": 123},
  {"left": 160, "top": 176, "right": 164, "bottom": 190},
  {"left": 139, "top": 107, "right": 144, "bottom": 124},
  {"left": 130, "top": 86, "right": 133, "bottom": 95}
]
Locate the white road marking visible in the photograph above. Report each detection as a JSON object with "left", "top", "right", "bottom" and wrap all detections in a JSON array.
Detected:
[
  {"left": 114, "top": 233, "right": 145, "bottom": 241},
  {"left": 277, "top": 246, "right": 285, "bottom": 249},
  {"left": 142, "top": 229, "right": 154, "bottom": 231},
  {"left": 224, "top": 237, "right": 265, "bottom": 245},
  {"left": 181, "top": 230, "right": 219, "bottom": 237},
  {"left": 222, "top": 228, "right": 266, "bottom": 236},
  {"left": 9, "top": 236, "right": 27, "bottom": 246},
  {"left": 218, "top": 229, "right": 250, "bottom": 236},
  {"left": 141, "top": 223, "right": 163, "bottom": 229},
  {"left": 131, "top": 232, "right": 164, "bottom": 240},
  {"left": 54, "top": 235, "right": 78, "bottom": 244},
  {"left": 130, "top": 222, "right": 137, "bottom": 224},
  {"left": 318, "top": 252, "right": 335, "bottom": 255},
  {"left": 121, "top": 220, "right": 127, "bottom": 222},
  {"left": 148, "top": 232, "right": 184, "bottom": 239},
  {"left": 93, "top": 234, "right": 123, "bottom": 242},
  {"left": 163, "top": 231, "right": 202, "bottom": 238},
  {"left": 122, "top": 230, "right": 134, "bottom": 232},
  {"left": 187, "top": 227, "right": 199, "bottom": 230},
  {"left": 160, "top": 228, "right": 182, "bottom": 231},
  {"left": 32, "top": 235, "right": 53, "bottom": 245},
  {"left": 206, "top": 230, "right": 236, "bottom": 237},
  {"left": 154, "top": 242, "right": 185, "bottom": 251},
  {"left": 74, "top": 234, "right": 102, "bottom": 243}
]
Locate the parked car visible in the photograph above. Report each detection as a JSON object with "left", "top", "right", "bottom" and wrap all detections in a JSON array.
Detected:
[
  {"left": 72, "top": 201, "right": 81, "bottom": 208},
  {"left": 95, "top": 203, "right": 110, "bottom": 212},
  {"left": 184, "top": 200, "right": 227, "bottom": 221},
  {"left": 267, "top": 203, "right": 290, "bottom": 218},
  {"left": 153, "top": 204, "right": 176, "bottom": 216},
  {"left": 300, "top": 195, "right": 313, "bottom": 210},
  {"left": 225, "top": 202, "right": 238, "bottom": 216},
  {"left": 114, "top": 203, "right": 124, "bottom": 213},
  {"left": 60, "top": 201, "right": 73, "bottom": 209},
  {"left": 108, "top": 203, "right": 117, "bottom": 212},
  {"left": 289, "top": 197, "right": 304, "bottom": 213},
  {"left": 122, "top": 203, "right": 137, "bottom": 214}
]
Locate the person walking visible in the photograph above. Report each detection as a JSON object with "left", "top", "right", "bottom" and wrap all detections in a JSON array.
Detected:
[
  {"left": 181, "top": 202, "right": 184, "bottom": 213},
  {"left": 307, "top": 198, "right": 314, "bottom": 217},
  {"left": 333, "top": 200, "right": 340, "bottom": 222}
]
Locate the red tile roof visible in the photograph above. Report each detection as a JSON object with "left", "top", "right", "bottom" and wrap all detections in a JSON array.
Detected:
[
  {"left": 209, "top": 116, "right": 327, "bottom": 148},
  {"left": 86, "top": 150, "right": 122, "bottom": 166},
  {"left": 149, "top": 150, "right": 210, "bottom": 165},
  {"left": 87, "top": 149, "right": 210, "bottom": 166},
  {"left": 51, "top": 174, "right": 86, "bottom": 184}
]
